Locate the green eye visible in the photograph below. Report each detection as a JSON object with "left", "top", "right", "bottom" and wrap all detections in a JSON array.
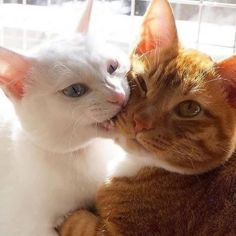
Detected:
[
  {"left": 62, "top": 84, "right": 88, "bottom": 98},
  {"left": 176, "top": 100, "right": 201, "bottom": 118}
]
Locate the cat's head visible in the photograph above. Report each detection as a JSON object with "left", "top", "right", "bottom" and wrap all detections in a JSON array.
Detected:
[
  {"left": 0, "top": 0, "right": 129, "bottom": 153},
  {"left": 116, "top": 0, "right": 236, "bottom": 174}
]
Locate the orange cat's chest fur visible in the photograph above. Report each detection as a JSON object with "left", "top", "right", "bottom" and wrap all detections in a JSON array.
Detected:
[{"left": 96, "top": 155, "right": 236, "bottom": 235}]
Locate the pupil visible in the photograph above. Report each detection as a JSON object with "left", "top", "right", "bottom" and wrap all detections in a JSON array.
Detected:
[
  {"left": 110, "top": 65, "right": 115, "bottom": 72},
  {"left": 73, "top": 87, "right": 78, "bottom": 94},
  {"left": 187, "top": 103, "right": 192, "bottom": 110}
]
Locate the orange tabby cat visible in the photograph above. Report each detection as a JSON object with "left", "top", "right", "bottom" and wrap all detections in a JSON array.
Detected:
[{"left": 60, "top": 0, "right": 236, "bottom": 235}]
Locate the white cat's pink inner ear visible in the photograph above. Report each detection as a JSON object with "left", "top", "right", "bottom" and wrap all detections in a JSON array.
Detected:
[
  {"left": 135, "top": 0, "right": 178, "bottom": 55},
  {"left": 76, "top": 0, "right": 94, "bottom": 33},
  {"left": 0, "top": 47, "right": 33, "bottom": 99}
]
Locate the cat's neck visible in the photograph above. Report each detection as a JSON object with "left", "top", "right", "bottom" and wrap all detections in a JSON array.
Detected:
[
  {"left": 136, "top": 151, "right": 236, "bottom": 186},
  {"left": 113, "top": 151, "right": 236, "bottom": 182}
]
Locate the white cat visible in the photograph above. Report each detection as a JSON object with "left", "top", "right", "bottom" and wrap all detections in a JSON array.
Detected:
[{"left": 0, "top": 1, "right": 129, "bottom": 235}]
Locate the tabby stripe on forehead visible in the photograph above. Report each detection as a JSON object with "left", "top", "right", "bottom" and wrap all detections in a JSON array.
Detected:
[
  {"left": 148, "top": 63, "right": 165, "bottom": 82},
  {"left": 148, "top": 66, "right": 160, "bottom": 79}
]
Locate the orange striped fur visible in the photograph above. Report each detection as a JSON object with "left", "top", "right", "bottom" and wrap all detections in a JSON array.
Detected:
[{"left": 60, "top": 156, "right": 236, "bottom": 236}]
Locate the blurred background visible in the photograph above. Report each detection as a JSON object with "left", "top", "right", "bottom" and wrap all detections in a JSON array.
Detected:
[{"left": 0, "top": 0, "right": 235, "bottom": 60}]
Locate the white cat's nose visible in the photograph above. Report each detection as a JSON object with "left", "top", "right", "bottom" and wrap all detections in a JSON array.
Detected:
[{"left": 107, "top": 92, "right": 125, "bottom": 106}]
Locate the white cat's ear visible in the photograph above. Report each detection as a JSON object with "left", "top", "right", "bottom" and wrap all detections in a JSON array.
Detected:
[
  {"left": 0, "top": 47, "right": 33, "bottom": 99},
  {"left": 134, "top": 0, "right": 178, "bottom": 55},
  {"left": 217, "top": 55, "right": 236, "bottom": 107},
  {"left": 76, "top": 0, "right": 94, "bottom": 34}
]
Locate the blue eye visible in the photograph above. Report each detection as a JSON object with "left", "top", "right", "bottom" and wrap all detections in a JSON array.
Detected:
[{"left": 62, "top": 84, "right": 88, "bottom": 97}]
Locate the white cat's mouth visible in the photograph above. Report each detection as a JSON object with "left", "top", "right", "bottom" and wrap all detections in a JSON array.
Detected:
[{"left": 94, "top": 119, "right": 116, "bottom": 132}]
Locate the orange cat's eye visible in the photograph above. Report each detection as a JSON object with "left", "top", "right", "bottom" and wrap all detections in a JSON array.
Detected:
[{"left": 175, "top": 100, "right": 201, "bottom": 118}]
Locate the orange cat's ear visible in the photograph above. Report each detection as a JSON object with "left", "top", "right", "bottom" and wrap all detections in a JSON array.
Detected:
[
  {"left": 0, "top": 47, "right": 33, "bottom": 99},
  {"left": 217, "top": 56, "right": 236, "bottom": 107},
  {"left": 76, "top": 0, "right": 94, "bottom": 34},
  {"left": 134, "top": 0, "right": 178, "bottom": 55}
]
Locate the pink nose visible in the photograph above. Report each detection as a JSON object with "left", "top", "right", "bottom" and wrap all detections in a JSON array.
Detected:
[
  {"left": 107, "top": 92, "right": 125, "bottom": 106},
  {"left": 133, "top": 114, "right": 153, "bottom": 133}
]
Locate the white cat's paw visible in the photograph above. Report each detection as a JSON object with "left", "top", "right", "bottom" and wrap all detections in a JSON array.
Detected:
[{"left": 48, "top": 230, "right": 59, "bottom": 236}]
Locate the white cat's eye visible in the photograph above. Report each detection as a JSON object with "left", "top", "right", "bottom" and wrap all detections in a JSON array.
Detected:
[
  {"left": 175, "top": 100, "right": 201, "bottom": 118},
  {"left": 62, "top": 83, "right": 88, "bottom": 97},
  {"left": 107, "top": 59, "right": 119, "bottom": 75}
]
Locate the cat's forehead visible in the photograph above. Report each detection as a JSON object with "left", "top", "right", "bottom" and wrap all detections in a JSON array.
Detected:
[
  {"left": 149, "top": 49, "right": 216, "bottom": 96},
  {"left": 175, "top": 50, "right": 215, "bottom": 93},
  {"left": 32, "top": 36, "right": 94, "bottom": 64},
  {"left": 27, "top": 36, "right": 106, "bottom": 88},
  {"left": 35, "top": 35, "right": 124, "bottom": 67},
  {"left": 176, "top": 49, "right": 214, "bottom": 77}
]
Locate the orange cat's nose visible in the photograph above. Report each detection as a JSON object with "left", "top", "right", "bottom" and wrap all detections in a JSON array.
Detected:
[
  {"left": 133, "top": 114, "right": 153, "bottom": 133},
  {"left": 107, "top": 92, "right": 125, "bottom": 106}
]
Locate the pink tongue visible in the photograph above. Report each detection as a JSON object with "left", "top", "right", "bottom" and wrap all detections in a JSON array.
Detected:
[{"left": 101, "top": 120, "right": 116, "bottom": 131}]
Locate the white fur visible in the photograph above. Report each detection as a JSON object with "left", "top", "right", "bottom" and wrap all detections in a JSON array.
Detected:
[{"left": 0, "top": 34, "right": 129, "bottom": 236}]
